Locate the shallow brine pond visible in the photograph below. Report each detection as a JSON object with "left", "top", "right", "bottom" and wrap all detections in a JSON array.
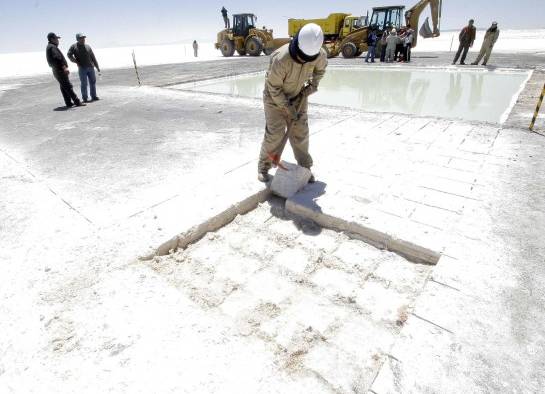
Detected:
[{"left": 176, "top": 67, "right": 530, "bottom": 123}]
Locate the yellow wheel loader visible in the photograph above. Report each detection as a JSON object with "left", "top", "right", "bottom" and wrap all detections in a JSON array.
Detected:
[{"left": 215, "top": 13, "right": 288, "bottom": 57}]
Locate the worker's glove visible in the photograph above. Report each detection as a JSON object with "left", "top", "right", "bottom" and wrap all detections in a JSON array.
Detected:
[
  {"left": 286, "top": 105, "right": 299, "bottom": 122},
  {"left": 301, "top": 84, "right": 318, "bottom": 97}
]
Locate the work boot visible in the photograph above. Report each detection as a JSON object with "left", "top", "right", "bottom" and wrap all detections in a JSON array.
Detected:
[
  {"left": 482, "top": 63, "right": 487, "bottom": 66},
  {"left": 460, "top": 62, "right": 466, "bottom": 65},
  {"left": 92, "top": 96, "right": 100, "bottom": 101},
  {"left": 74, "top": 101, "right": 86, "bottom": 107},
  {"left": 257, "top": 172, "right": 270, "bottom": 182},
  {"left": 471, "top": 62, "right": 478, "bottom": 65}
]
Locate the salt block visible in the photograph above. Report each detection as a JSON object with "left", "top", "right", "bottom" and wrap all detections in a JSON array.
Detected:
[{"left": 270, "top": 161, "right": 311, "bottom": 198}]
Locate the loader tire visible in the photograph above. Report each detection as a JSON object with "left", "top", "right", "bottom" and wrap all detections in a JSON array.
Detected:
[
  {"left": 341, "top": 42, "right": 358, "bottom": 58},
  {"left": 220, "top": 39, "right": 235, "bottom": 57},
  {"left": 245, "top": 36, "right": 263, "bottom": 56}
]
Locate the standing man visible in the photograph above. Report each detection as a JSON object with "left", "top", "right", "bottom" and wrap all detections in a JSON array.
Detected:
[
  {"left": 365, "top": 27, "right": 378, "bottom": 63},
  {"left": 385, "top": 29, "right": 400, "bottom": 63},
  {"left": 193, "top": 40, "right": 199, "bottom": 57},
  {"left": 452, "top": 19, "right": 476, "bottom": 65},
  {"left": 379, "top": 30, "right": 388, "bottom": 62},
  {"left": 46, "top": 32, "right": 85, "bottom": 108},
  {"left": 257, "top": 23, "right": 327, "bottom": 183},
  {"left": 403, "top": 24, "right": 414, "bottom": 62},
  {"left": 221, "top": 7, "right": 229, "bottom": 29},
  {"left": 68, "top": 33, "right": 100, "bottom": 102},
  {"left": 472, "top": 22, "right": 500, "bottom": 66}
]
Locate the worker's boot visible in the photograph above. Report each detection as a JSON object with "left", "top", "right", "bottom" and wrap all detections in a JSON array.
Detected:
[{"left": 258, "top": 172, "right": 270, "bottom": 183}]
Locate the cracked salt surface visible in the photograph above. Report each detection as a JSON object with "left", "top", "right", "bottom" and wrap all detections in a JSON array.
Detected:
[{"left": 146, "top": 198, "right": 433, "bottom": 393}]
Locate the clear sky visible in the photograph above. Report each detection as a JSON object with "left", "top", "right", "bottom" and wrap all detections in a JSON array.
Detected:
[{"left": 1, "top": 0, "right": 543, "bottom": 53}]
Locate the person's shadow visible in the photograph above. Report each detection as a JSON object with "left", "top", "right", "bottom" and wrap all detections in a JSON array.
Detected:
[
  {"left": 268, "top": 180, "right": 327, "bottom": 237},
  {"left": 53, "top": 106, "right": 70, "bottom": 111}
]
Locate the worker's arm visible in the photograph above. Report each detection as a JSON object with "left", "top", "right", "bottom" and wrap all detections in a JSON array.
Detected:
[
  {"left": 492, "top": 30, "right": 500, "bottom": 45},
  {"left": 67, "top": 45, "right": 78, "bottom": 64},
  {"left": 89, "top": 47, "right": 100, "bottom": 72},
  {"left": 47, "top": 46, "right": 67, "bottom": 69},
  {"left": 265, "top": 57, "right": 290, "bottom": 110},
  {"left": 311, "top": 51, "right": 328, "bottom": 88}
]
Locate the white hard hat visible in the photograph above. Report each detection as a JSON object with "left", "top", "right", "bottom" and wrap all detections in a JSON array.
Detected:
[
  {"left": 298, "top": 23, "right": 324, "bottom": 56},
  {"left": 392, "top": 28, "right": 397, "bottom": 33}
]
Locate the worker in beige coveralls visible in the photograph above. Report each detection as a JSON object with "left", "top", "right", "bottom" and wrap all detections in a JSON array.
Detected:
[{"left": 257, "top": 23, "right": 327, "bottom": 183}]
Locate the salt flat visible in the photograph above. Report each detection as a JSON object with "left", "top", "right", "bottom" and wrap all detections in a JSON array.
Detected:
[{"left": 1, "top": 52, "right": 545, "bottom": 393}]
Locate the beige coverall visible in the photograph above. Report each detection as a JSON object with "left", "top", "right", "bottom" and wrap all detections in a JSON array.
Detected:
[
  {"left": 258, "top": 44, "right": 328, "bottom": 174},
  {"left": 474, "top": 28, "right": 500, "bottom": 65}
]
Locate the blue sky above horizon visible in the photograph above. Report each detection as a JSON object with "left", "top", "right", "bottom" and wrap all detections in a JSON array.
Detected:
[{"left": 0, "top": 0, "right": 543, "bottom": 53}]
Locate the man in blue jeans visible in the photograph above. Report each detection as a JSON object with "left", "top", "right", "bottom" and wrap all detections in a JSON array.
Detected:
[
  {"left": 365, "top": 27, "right": 378, "bottom": 63},
  {"left": 68, "top": 33, "right": 100, "bottom": 102}
]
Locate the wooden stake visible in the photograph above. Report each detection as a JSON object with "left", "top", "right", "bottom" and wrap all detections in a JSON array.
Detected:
[
  {"left": 132, "top": 50, "right": 141, "bottom": 86},
  {"left": 529, "top": 83, "right": 545, "bottom": 132}
]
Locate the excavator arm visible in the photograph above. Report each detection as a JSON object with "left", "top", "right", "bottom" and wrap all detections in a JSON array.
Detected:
[{"left": 404, "top": 0, "right": 442, "bottom": 46}]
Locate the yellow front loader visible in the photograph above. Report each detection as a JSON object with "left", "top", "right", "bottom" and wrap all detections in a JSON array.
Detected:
[{"left": 215, "top": 13, "right": 287, "bottom": 57}]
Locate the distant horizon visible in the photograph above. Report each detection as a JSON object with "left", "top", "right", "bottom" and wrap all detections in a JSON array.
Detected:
[
  {"left": 2, "top": 27, "right": 544, "bottom": 55},
  {"left": 1, "top": 0, "right": 543, "bottom": 53}
]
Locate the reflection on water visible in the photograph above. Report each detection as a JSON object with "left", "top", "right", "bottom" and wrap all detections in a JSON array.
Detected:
[{"left": 187, "top": 68, "right": 528, "bottom": 123}]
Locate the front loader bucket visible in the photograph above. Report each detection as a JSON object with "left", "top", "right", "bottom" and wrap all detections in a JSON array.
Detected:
[{"left": 419, "top": 17, "right": 433, "bottom": 39}]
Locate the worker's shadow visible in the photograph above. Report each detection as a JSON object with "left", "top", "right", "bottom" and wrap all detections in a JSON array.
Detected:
[
  {"left": 268, "top": 181, "right": 327, "bottom": 237},
  {"left": 53, "top": 106, "right": 70, "bottom": 111}
]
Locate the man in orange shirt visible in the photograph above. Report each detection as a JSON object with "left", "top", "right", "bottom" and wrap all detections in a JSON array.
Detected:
[{"left": 452, "top": 19, "right": 476, "bottom": 65}]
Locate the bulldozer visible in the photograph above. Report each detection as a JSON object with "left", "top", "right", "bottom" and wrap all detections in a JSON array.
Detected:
[
  {"left": 287, "top": 0, "right": 442, "bottom": 58},
  {"left": 215, "top": 13, "right": 287, "bottom": 57}
]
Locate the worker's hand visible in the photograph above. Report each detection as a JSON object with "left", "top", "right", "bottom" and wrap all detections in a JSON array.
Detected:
[
  {"left": 301, "top": 84, "right": 318, "bottom": 97},
  {"left": 286, "top": 105, "right": 299, "bottom": 122},
  {"left": 63, "top": 66, "right": 70, "bottom": 75}
]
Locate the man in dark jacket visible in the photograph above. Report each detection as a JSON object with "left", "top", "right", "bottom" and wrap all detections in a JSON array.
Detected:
[
  {"left": 452, "top": 19, "right": 476, "bottom": 65},
  {"left": 221, "top": 7, "right": 229, "bottom": 29},
  {"left": 68, "top": 33, "right": 100, "bottom": 102},
  {"left": 46, "top": 32, "right": 85, "bottom": 108},
  {"left": 365, "top": 27, "right": 378, "bottom": 63}
]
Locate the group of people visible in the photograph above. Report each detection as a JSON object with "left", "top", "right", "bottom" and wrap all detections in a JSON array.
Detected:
[
  {"left": 46, "top": 32, "right": 100, "bottom": 108},
  {"left": 363, "top": 19, "right": 500, "bottom": 67},
  {"left": 365, "top": 24, "right": 415, "bottom": 63},
  {"left": 452, "top": 20, "right": 500, "bottom": 66}
]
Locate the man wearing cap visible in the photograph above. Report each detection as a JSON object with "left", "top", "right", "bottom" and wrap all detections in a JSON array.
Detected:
[
  {"left": 68, "top": 33, "right": 101, "bottom": 102},
  {"left": 452, "top": 19, "right": 476, "bottom": 65},
  {"left": 257, "top": 23, "right": 327, "bottom": 183},
  {"left": 46, "top": 32, "right": 85, "bottom": 108},
  {"left": 472, "top": 22, "right": 500, "bottom": 66}
]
